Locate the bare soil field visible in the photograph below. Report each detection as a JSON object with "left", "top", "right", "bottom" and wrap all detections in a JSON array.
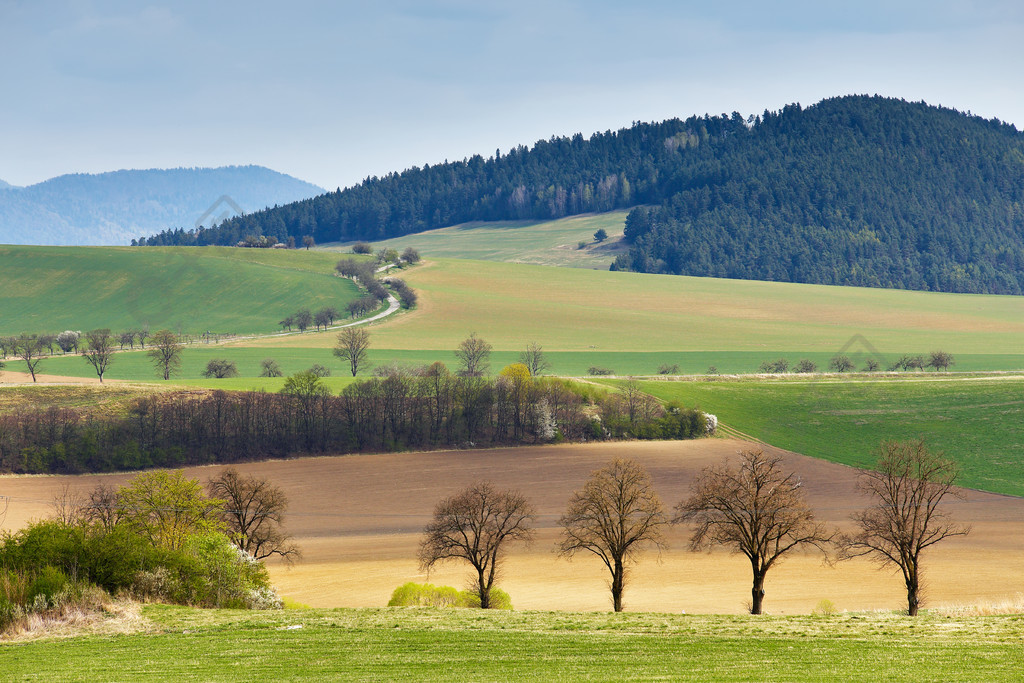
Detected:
[
  {"left": 1, "top": 439, "right": 1021, "bottom": 615},
  {"left": 0, "top": 370, "right": 118, "bottom": 385}
]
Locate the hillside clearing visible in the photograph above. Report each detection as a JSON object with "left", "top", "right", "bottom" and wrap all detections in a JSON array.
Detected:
[{"left": 333, "top": 210, "right": 630, "bottom": 269}]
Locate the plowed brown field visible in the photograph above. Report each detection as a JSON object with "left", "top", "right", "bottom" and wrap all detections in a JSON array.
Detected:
[{"left": 2, "top": 439, "right": 1021, "bottom": 614}]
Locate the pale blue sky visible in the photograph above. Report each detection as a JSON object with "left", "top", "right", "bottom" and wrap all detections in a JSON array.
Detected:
[{"left": 1, "top": 0, "right": 1021, "bottom": 189}]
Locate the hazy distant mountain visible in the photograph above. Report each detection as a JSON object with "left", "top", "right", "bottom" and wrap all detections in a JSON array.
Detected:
[
  {"left": 0, "top": 166, "right": 324, "bottom": 245},
  {"left": 0, "top": 179, "right": 15, "bottom": 190}
]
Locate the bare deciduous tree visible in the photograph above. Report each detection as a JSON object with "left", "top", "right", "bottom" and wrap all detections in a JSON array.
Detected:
[
  {"left": 82, "top": 483, "right": 123, "bottom": 531},
  {"left": 518, "top": 341, "right": 551, "bottom": 377},
  {"left": 14, "top": 335, "right": 44, "bottom": 382},
  {"left": 840, "top": 440, "right": 969, "bottom": 616},
  {"left": 419, "top": 481, "right": 535, "bottom": 608},
  {"left": 926, "top": 350, "right": 955, "bottom": 372},
  {"left": 148, "top": 329, "right": 183, "bottom": 380},
  {"left": 50, "top": 484, "right": 87, "bottom": 525},
  {"left": 83, "top": 329, "right": 115, "bottom": 382},
  {"left": 455, "top": 333, "right": 492, "bottom": 377},
  {"left": 557, "top": 458, "right": 668, "bottom": 612},
  {"left": 208, "top": 467, "right": 300, "bottom": 562},
  {"left": 333, "top": 328, "right": 371, "bottom": 376},
  {"left": 201, "top": 358, "right": 239, "bottom": 379},
  {"left": 675, "top": 449, "right": 833, "bottom": 615},
  {"left": 260, "top": 358, "right": 283, "bottom": 377}
]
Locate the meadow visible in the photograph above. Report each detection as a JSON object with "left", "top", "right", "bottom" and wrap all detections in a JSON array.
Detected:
[
  {"left": 630, "top": 375, "right": 1024, "bottom": 496},
  {"left": 238, "top": 257, "right": 1024, "bottom": 358},
  {"left": 5, "top": 605, "right": 1024, "bottom": 681},
  {"left": 328, "top": 210, "right": 631, "bottom": 269},
  {"left": 0, "top": 245, "right": 363, "bottom": 336}
]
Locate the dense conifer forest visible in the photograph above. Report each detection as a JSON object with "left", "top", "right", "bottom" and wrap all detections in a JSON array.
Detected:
[{"left": 139, "top": 96, "right": 1024, "bottom": 294}]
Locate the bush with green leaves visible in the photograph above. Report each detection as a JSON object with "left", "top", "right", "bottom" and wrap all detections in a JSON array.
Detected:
[{"left": 387, "top": 582, "right": 512, "bottom": 610}]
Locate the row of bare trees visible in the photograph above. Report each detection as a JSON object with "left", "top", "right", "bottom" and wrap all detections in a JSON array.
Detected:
[{"left": 420, "top": 441, "right": 967, "bottom": 616}]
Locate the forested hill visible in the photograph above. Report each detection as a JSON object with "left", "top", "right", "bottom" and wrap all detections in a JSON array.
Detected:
[
  {"left": 0, "top": 166, "right": 323, "bottom": 246},
  {"left": 614, "top": 96, "right": 1024, "bottom": 294},
  {"left": 137, "top": 96, "right": 1024, "bottom": 295},
  {"left": 136, "top": 116, "right": 737, "bottom": 247}
]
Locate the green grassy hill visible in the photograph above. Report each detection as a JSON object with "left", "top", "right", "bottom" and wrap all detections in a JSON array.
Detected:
[
  {"left": 628, "top": 375, "right": 1024, "bottom": 496},
  {"left": 244, "top": 258, "right": 1024, "bottom": 359},
  {"left": 0, "top": 246, "right": 362, "bottom": 336},
  {"left": 344, "top": 211, "right": 630, "bottom": 269}
]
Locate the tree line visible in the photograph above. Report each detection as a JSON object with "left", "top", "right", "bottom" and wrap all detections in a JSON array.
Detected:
[
  {"left": 421, "top": 441, "right": 967, "bottom": 616},
  {"left": 0, "top": 368, "right": 710, "bottom": 476}
]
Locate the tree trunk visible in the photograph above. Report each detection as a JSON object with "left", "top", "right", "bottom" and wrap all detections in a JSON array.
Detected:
[
  {"left": 611, "top": 558, "right": 624, "bottom": 612},
  {"left": 751, "top": 568, "right": 766, "bottom": 615},
  {"left": 478, "top": 569, "right": 490, "bottom": 609},
  {"left": 906, "top": 575, "right": 919, "bottom": 616}
]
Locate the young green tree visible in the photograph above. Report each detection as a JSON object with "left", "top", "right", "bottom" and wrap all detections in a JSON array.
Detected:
[{"left": 118, "top": 470, "right": 223, "bottom": 551}]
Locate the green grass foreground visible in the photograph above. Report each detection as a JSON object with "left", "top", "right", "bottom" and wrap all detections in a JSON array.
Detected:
[
  {"left": 633, "top": 375, "right": 1024, "bottom": 496},
  {"left": 4, "top": 606, "right": 1023, "bottom": 681}
]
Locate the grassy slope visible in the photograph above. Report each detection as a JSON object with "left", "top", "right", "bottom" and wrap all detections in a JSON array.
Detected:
[
  {"left": 325, "top": 211, "right": 631, "bottom": 269},
  {"left": 238, "top": 257, "right": 1024, "bottom": 357},
  {"left": 4, "top": 606, "right": 1023, "bottom": 681},
  {"left": 0, "top": 246, "right": 362, "bottom": 336},
  {"left": 628, "top": 376, "right": 1024, "bottom": 496}
]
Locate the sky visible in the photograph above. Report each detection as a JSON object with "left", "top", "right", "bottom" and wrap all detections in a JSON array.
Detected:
[{"left": 1, "top": 0, "right": 1022, "bottom": 190}]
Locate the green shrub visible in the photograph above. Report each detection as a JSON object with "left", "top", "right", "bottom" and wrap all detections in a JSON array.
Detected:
[
  {"left": 388, "top": 582, "right": 463, "bottom": 608},
  {"left": 387, "top": 583, "right": 513, "bottom": 610},
  {"left": 588, "top": 366, "right": 614, "bottom": 376},
  {"left": 0, "top": 568, "right": 32, "bottom": 607},
  {"left": 462, "top": 587, "right": 513, "bottom": 610},
  {"left": 141, "top": 532, "right": 279, "bottom": 608},
  {"left": 813, "top": 599, "right": 838, "bottom": 616},
  {"left": 28, "top": 566, "right": 69, "bottom": 605}
]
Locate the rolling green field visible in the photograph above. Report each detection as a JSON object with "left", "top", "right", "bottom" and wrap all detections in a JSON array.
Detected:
[
  {"left": 628, "top": 376, "right": 1024, "bottom": 496},
  {"left": 326, "top": 210, "right": 631, "bottom": 269},
  {"left": 0, "top": 245, "right": 363, "bottom": 336},
  {"left": 4, "top": 605, "right": 1023, "bottom": 681},
  {"left": 240, "top": 258, "right": 1024, "bottom": 358}
]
